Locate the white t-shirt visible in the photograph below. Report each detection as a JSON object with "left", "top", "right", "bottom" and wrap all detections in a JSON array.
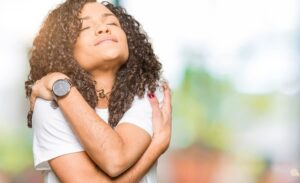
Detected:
[{"left": 32, "top": 88, "right": 164, "bottom": 183}]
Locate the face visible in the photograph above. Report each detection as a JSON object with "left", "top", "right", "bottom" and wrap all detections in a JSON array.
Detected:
[{"left": 74, "top": 2, "right": 129, "bottom": 72}]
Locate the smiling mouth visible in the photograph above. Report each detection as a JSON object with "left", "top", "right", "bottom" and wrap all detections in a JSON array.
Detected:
[{"left": 94, "top": 38, "right": 117, "bottom": 46}]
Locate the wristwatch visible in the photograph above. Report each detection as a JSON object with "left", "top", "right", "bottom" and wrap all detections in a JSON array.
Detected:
[{"left": 52, "top": 78, "right": 73, "bottom": 102}]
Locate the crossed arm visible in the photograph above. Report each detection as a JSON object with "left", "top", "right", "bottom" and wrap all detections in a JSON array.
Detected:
[
  {"left": 30, "top": 72, "right": 172, "bottom": 182},
  {"left": 49, "top": 138, "right": 166, "bottom": 183}
]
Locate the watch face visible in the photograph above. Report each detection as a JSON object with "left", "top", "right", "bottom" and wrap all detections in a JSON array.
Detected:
[{"left": 53, "top": 79, "right": 71, "bottom": 97}]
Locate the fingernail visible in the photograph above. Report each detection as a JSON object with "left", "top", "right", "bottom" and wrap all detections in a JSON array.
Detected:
[
  {"left": 147, "top": 92, "right": 155, "bottom": 98},
  {"left": 163, "top": 85, "right": 167, "bottom": 90},
  {"left": 162, "top": 83, "right": 168, "bottom": 90}
]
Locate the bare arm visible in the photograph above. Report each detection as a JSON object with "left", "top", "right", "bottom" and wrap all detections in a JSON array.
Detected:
[
  {"left": 48, "top": 85, "right": 172, "bottom": 182},
  {"left": 50, "top": 134, "right": 162, "bottom": 183}
]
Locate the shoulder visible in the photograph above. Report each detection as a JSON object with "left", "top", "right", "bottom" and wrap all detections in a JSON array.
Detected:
[
  {"left": 128, "top": 85, "right": 164, "bottom": 114},
  {"left": 118, "top": 85, "right": 164, "bottom": 135},
  {"left": 132, "top": 85, "right": 164, "bottom": 108},
  {"left": 32, "top": 98, "right": 63, "bottom": 121},
  {"left": 32, "top": 98, "right": 69, "bottom": 134}
]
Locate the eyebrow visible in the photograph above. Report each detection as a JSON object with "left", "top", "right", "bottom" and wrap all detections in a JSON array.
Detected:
[{"left": 79, "top": 13, "right": 116, "bottom": 20}]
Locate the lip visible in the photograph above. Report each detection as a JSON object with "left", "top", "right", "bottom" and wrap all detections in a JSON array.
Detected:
[{"left": 94, "top": 37, "right": 117, "bottom": 46}]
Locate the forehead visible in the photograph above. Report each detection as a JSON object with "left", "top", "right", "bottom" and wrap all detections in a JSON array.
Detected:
[{"left": 80, "top": 2, "right": 113, "bottom": 16}]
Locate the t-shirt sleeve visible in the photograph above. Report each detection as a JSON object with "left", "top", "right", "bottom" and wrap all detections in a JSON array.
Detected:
[
  {"left": 118, "top": 87, "right": 164, "bottom": 136},
  {"left": 32, "top": 98, "right": 84, "bottom": 171}
]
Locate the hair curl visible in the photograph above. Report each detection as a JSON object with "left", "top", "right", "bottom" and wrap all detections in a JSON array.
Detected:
[{"left": 25, "top": 0, "right": 162, "bottom": 128}]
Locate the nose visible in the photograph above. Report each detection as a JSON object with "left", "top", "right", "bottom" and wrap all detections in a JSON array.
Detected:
[{"left": 95, "top": 24, "right": 110, "bottom": 36}]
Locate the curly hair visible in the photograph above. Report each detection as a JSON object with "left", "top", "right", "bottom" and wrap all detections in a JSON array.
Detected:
[{"left": 25, "top": 0, "right": 162, "bottom": 128}]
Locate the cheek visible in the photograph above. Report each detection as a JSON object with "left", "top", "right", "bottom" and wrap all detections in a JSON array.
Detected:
[
  {"left": 73, "top": 39, "right": 90, "bottom": 67},
  {"left": 73, "top": 42, "right": 83, "bottom": 63},
  {"left": 75, "top": 34, "right": 91, "bottom": 53},
  {"left": 120, "top": 33, "right": 129, "bottom": 59}
]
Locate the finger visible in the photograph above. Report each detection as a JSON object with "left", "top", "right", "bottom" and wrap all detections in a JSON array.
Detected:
[
  {"left": 30, "top": 93, "right": 36, "bottom": 111},
  {"left": 42, "top": 90, "right": 54, "bottom": 100},
  {"left": 29, "top": 82, "right": 38, "bottom": 110},
  {"left": 147, "top": 92, "right": 161, "bottom": 118},
  {"left": 161, "top": 84, "right": 172, "bottom": 127},
  {"left": 162, "top": 83, "right": 172, "bottom": 113}
]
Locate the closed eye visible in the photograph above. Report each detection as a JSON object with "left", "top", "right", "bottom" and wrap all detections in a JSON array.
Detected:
[
  {"left": 80, "top": 26, "right": 90, "bottom": 31},
  {"left": 107, "top": 22, "right": 119, "bottom": 26}
]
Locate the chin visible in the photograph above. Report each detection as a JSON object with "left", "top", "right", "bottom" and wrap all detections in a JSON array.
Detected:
[
  {"left": 99, "top": 50, "right": 128, "bottom": 63},
  {"left": 103, "top": 56, "right": 128, "bottom": 68},
  {"left": 92, "top": 54, "right": 127, "bottom": 69},
  {"left": 101, "top": 48, "right": 122, "bottom": 58}
]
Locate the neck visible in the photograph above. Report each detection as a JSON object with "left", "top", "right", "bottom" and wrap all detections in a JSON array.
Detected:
[{"left": 90, "top": 69, "right": 117, "bottom": 92}]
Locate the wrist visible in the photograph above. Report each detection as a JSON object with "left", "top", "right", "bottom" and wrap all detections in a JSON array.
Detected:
[
  {"left": 47, "top": 73, "right": 70, "bottom": 91},
  {"left": 51, "top": 77, "right": 73, "bottom": 102},
  {"left": 151, "top": 134, "right": 170, "bottom": 154}
]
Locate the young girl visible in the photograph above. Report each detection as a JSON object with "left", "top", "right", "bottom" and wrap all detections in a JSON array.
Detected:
[{"left": 25, "top": 0, "right": 172, "bottom": 182}]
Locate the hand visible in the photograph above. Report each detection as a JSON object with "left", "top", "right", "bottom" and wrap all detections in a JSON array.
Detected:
[
  {"left": 30, "top": 72, "right": 69, "bottom": 111},
  {"left": 147, "top": 82, "right": 172, "bottom": 154}
]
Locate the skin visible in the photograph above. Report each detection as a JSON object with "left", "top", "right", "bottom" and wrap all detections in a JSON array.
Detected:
[{"left": 30, "top": 2, "right": 172, "bottom": 183}]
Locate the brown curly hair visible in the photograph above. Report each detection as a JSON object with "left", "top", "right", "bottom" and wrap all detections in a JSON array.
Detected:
[{"left": 25, "top": 0, "right": 162, "bottom": 128}]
